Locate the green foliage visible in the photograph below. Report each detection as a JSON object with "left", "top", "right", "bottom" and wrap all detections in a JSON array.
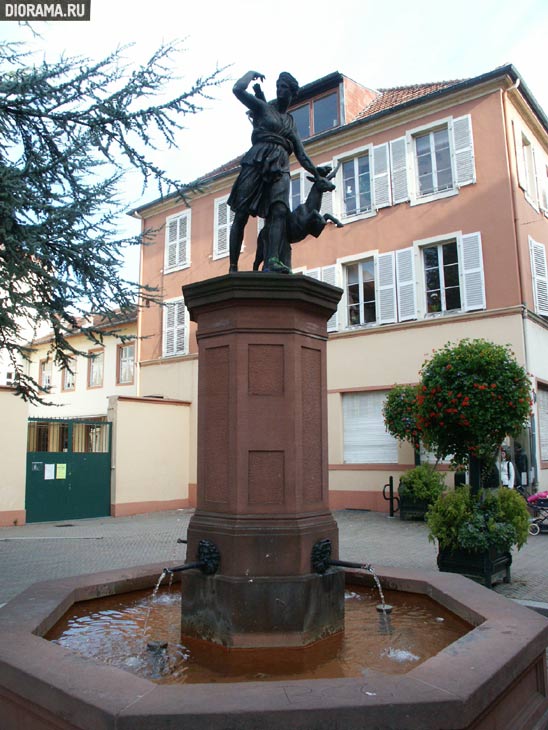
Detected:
[
  {"left": 398, "top": 465, "right": 445, "bottom": 503},
  {"left": 426, "top": 486, "right": 529, "bottom": 553},
  {"left": 383, "top": 385, "right": 420, "bottom": 446},
  {"left": 0, "top": 40, "right": 225, "bottom": 402},
  {"left": 417, "top": 339, "right": 531, "bottom": 466}
]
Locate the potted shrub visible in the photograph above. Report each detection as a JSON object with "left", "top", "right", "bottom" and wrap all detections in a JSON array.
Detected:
[
  {"left": 416, "top": 339, "right": 532, "bottom": 491},
  {"left": 426, "top": 486, "right": 529, "bottom": 587},
  {"left": 398, "top": 464, "right": 445, "bottom": 521},
  {"left": 383, "top": 384, "right": 421, "bottom": 466}
]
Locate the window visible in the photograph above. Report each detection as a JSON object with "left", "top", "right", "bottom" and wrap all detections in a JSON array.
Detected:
[
  {"left": 87, "top": 349, "right": 104, "bottom": 389},
  {"left": 163, "top": 298, "right": 188, "bottom": 357},
  {"left": 291, "top": 92, "right": 339, "bottom": 140},
  {"left": 5, "top": 371, "right": 14, "bottom": 386},
  {"left": 419, "top": 233, "right": 485, "bottom": 315},
  {"left": 346, "top": 259, "right": 376, "bottom": 325},
  {"left": 117, "top": 342, "right": 135, "bottom": 385},
  {"left": 414, "top": 127, "right": 453, "bottom": 197},
  {"left": 538, "top": 385, "right": 548, "bottom": 463},
  {"left": 342, "top": 153, "right": 371, "bottom": 217},
  {"left": 313, "top": 93, "right": 339, "bottom": 134},
  {"left": 529, "top": 237, "right": 548, "bottom": 316},
  {"left": 165, "top": 210, "right": 190, "bottom": 271},
  {"left": 407, "top": 115, "right": 475, "bottom": 205},
  {"left": 342, "top": 391, "right": 398, "bottom": 463},
  {"left": 340, "top": 248, "right": 416, "bottom": 328},
  {"left": 292, "top": 104, "right": 310, "bottom": 139},
  {"left": 423, "top": 241, "right": 461, "bottom": 313},
  {"left": 39, "top": 359, "right": 52, "bottom": 390},
  {"left": 62, "top": 359, "right": 76, "bottom": 391},
  {"left": 214, "top": 196, "right": 235, "bottom": 259}
]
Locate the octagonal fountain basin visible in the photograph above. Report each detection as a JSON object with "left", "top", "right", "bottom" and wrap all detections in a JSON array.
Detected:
[{"left": 0, "top": 564, "right": 547, "bottom": 730}]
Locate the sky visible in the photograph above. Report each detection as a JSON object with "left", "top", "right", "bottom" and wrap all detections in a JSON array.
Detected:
[{"left": 3, "top": 0, "right": 548, "bottom": 280}]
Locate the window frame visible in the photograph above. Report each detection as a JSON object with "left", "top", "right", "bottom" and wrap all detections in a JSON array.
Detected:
[
  {"left": 339, "top": 252, "right": 378, "bottom": 329},
  {"left": 342, "top": 389, "right": 399, "bottom": 464},
  {"left": 87, "top": 347, "right": 104, "bottom": 390},
  {"left": 333, "top": 143, "right": 375, "bottom": 223},
  {"left": 537, "top": 382, "right": 548, "bottom": 466},
  {"left": 39, "top": 358, "right": 53, "bottom": 391},
  {"left": 116, "top": 341, "right": 135, "bottom": 385},
  {"left": 61, "top": 358, "right": 76, "bottom": 392},
  {"left": 407, "top": 117, "right": 458, "bottom": 206},
  {"left": 164, "top": 209, "right": 191, "bottom": 273},
  {"left": 290, "top": 90, "right": 340, "bottom": 140},
  {"left": 414, "top": 231, "right": 485, "bottom": 319}
]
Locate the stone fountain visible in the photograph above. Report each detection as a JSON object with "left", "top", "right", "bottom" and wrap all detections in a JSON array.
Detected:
[{"left": 1, "top": 272, "right": 548, "bottom": 730}]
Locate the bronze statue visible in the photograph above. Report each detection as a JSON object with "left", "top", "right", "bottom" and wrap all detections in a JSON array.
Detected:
[{"left": 228, "top": 71, "right": 324, "bottom": 273}]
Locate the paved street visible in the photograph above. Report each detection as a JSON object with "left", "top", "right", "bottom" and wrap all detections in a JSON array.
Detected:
[{"left": 0, "top": 508, "right": 546, "bottom": 607}]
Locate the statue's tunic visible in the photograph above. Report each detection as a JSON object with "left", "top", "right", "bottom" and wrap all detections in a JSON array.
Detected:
[{"left": 228, "top": 103, "right": 296, "bottom": 219}]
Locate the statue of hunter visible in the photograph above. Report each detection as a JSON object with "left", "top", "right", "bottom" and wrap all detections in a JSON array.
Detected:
[{"left": 227, "top": 70, "right": 321, "bottom": 273}]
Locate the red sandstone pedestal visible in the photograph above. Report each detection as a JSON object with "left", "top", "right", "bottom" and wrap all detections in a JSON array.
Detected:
[{"left": 180, "top": 273, "right": 344, "bottom": 648}]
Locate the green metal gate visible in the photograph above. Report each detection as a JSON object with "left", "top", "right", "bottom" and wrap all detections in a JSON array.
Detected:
[{"left": 26, "top": 418, "right": 112, "bottom": 523}]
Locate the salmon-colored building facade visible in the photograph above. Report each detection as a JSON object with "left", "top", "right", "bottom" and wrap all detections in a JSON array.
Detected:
[{"left": 133, "top": 65, "right": 548, "bottom": 512}]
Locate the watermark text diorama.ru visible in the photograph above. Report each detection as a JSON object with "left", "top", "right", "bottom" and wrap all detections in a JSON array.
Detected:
[{"left": 1, "top": 0, "right": 90, "bottom": 20}]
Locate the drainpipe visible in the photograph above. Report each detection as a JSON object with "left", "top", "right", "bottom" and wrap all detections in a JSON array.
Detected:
[{"left": 501, "top": 78, "right": 538, "bottom": 486}]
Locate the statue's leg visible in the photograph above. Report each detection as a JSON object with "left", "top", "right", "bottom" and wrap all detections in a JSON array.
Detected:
[
  {"left": 265, "top": 202, "right": 291, "bottom": 273},
  {"left": 229, "top": 211, "right": 249, "bottom": 272}
]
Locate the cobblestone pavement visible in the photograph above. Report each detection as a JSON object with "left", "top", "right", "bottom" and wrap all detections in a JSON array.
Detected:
[{"left": 0, "top": 509, "right": 546, "bottom": 606}]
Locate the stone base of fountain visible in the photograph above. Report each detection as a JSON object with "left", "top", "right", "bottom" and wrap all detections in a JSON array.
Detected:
[
  {"left": 1, "top": 563, "right": 547, "bottom": 730},
  {"left": 180, "top": 570, "right": 345, "bottom": 647}
]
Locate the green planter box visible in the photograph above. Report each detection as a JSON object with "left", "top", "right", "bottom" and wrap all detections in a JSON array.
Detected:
[
  {"left": 437, "top": 546, "right": 512, "bottom": 588},
  {"left": 398, "top": 494, "right": 429, "bottom": 521}
]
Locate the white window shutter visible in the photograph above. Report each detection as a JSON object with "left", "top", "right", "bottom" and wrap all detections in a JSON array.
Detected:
[
  {"left": 452, "top": 115, "right": 476, "bottom": 187},
  {"left": 303, "top": 172, "right": 313, "bottom": 203},
  {"left": 459, "top": 232, "right": 486, "bottom": 311},
  {"left": 305, "top": 266, "right": 339, "bottom": 330},
  {"left": 214, "top": 198, "right": 233, "bottom": 258},
  {"left": 165, "top": 212, "right": 190, "bottom": 270},
  {"left": 537, "top": 386, "right": 548, "bottom": 462},
  {"left": 529, "top": 237, "right": 548, "bottom": 316},
  {"left": 513, "top": 123, "right": 527, "bottom": 190},
  {"left": 396, "top": 247, "right": 417, "bottom": 321},
  {"left": 163, "top": 299, "right": 187, "bottom": 357},
  {"left": 389, "top": 137, "right": 409, "bottom": 204},
  {"left": 320, "top": 161, "right": 334, "bottom": 216},
  {"left": 376, "top": 252, "right": 397, "bottom": 324},
  {"left": 175, "top": 301, "right": 187, "bottom": 354},
  {"left": 321, "top": 264, "right": 339, "bottom": 332},
  {"left": 306, "top": 267, "right": 321, "bottom": 281},
  {"left": 177, "top": 215, "right": 189, "bottom": 266},
  {"left": 166, "top": 219, "right": 178, "bottom": 269},
  {"left": 540, "top": 169, "right": 548, "bottom": 214},
  {"left": 372, "top": 143, "right": 391, "bottom": 209},
  {"left": 343, "top": 391, "right": 398, "bottom": 463},
  {"left": 163, "top": 303, "right": 176, "bottom": 357}
]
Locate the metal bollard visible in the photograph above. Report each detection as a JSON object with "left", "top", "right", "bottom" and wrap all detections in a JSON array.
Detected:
[{"left": 382, "top": 476, "right": 399, "bottom": 518}]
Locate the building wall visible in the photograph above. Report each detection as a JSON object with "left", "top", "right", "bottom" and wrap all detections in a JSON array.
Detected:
[
  {"left": 107, "top": 396, "right": 192, "bottom": 516},
  {"left": 136, "top": 72, "right": 548, "bottom": 511},
  {"left": 28, "top": 323, "right": 138, "bottom": 418},
  {"left": 327, "top": 310, "right": 526, "bottom": 508},
  {"left": 0, "top": 387, "right": 28, "bottom": 526}
]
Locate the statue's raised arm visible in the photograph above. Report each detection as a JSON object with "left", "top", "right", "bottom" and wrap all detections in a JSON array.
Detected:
[{"left": 232, "top": 71, "right": 266, "bottom": 112}]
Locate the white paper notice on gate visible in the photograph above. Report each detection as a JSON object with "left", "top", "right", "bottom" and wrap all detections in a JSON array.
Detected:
[{"left": 44, "top": 464, "right": 55, "bottom": 480}]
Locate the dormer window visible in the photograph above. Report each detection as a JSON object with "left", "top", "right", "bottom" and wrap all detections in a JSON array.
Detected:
[{"left": 291, "top": 91, "right": 339, "bottom": 139}]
